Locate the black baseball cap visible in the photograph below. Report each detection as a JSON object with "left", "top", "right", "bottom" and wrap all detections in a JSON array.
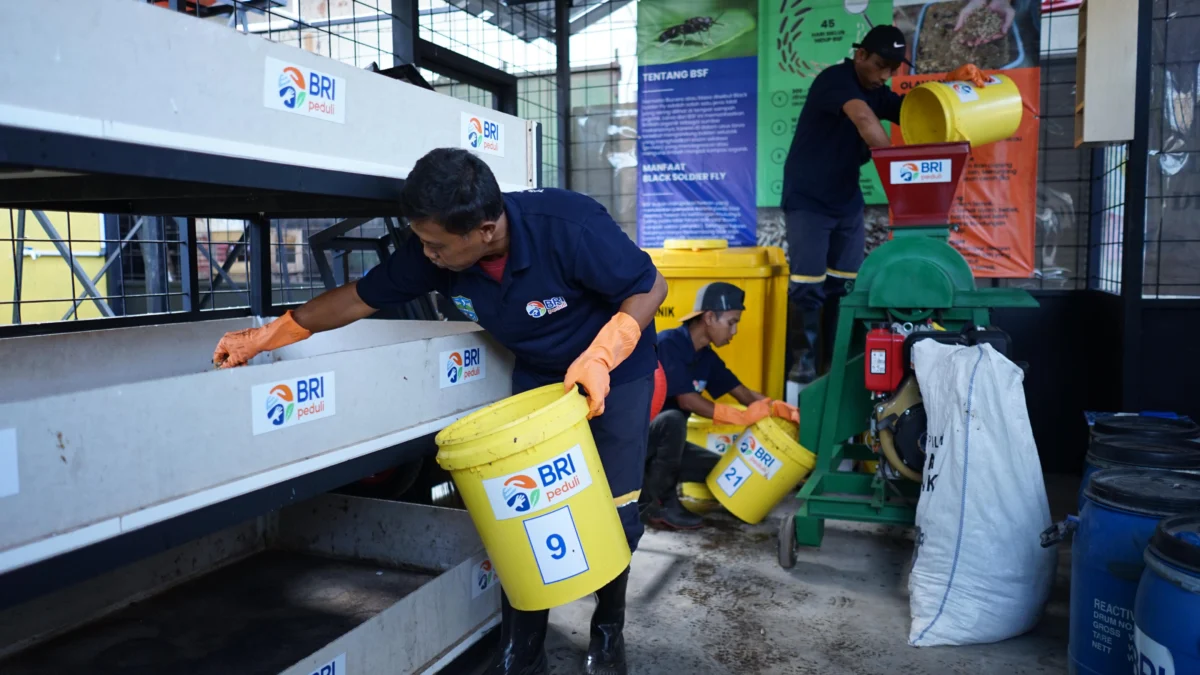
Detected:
[
  {"left": 853, "top": 25, "right": 913, "bottom": 67},
  {"left": 680, "top": 282, "right": 746, "bottom": 323}
]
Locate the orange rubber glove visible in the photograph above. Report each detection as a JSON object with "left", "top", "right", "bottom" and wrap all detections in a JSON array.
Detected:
[
  {"left": 213, "top": 310, "right": 312, "bottom": 368},
  {"left": 946, "top": 64, "right": 988, "bottom": 87},
  {"left": 712, "top": 399, "right": 773, "bottom": 427},
  {"left": 771, "top": 400, "right": 800, "bottom": 424},
  {"left": 564, "top": 312, "right": 642, "bottom": 418}
]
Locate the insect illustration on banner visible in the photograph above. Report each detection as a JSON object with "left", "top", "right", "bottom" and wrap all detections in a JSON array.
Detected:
[{"left": 658, "top": 14, "right": 724, "bottom": 46}]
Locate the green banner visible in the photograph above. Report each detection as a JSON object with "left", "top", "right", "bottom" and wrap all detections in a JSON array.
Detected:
[{"left": 756, "top": 0, "right": 894, "bottom": 207}]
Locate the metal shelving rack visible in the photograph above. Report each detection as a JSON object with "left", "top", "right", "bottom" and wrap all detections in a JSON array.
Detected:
[{"left": 0, "top": 2, "right": 542, "bottom": 671}]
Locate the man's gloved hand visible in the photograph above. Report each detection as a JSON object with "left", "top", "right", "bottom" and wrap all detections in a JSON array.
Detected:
[
  {"left": 946, "top": 63, "right": 988, "bottom": 87},
  {"left": 213, "top": 310, "right": 312, "bottom": 368},
  {"left": 712, "top": 399, "right": 773, "bottom": 427},
  {"left": 771, "top": 400, "right": 800, "bottom": 424},
  {"left": 564, "top": 312, "right": 641, "bottom": 418}
]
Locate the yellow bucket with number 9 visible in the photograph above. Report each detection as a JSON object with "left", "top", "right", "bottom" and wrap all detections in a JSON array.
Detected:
[
  {"left": 435, "top": 384, "right": 630, "bottom": 611},
  {"left": 706, "top": 417, "right": 816, "bottom": 524}
]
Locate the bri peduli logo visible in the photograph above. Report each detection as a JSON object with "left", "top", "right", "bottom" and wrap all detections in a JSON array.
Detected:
[
  {"left": 894, "top": 159, "right": 949, "bottom": 184},
  {"left": 278, "top": 67, "right": 307, "bottom": 110},
  {"left": 445, "top": 347, "right": 483, "bottom": 385},
  {"left": 739, "top": 434, "right": 758, "bottom": 455},
  {"left": 527, "top": 297, "right": 568, "bottom": 318},
  {"left": 274, "top": 62, "right": 339, "bottom": 116},
  {"left": 502, "top": 475, "right": 540, "bottom": 513},
  {"left": 475, "top": 559, "right": 498, "bottom": 591},
  {"left": 265, "top": 384, "right": 294, "bottom": 426},
  {"left": 484, "top": 445, "right": 594, "bottom": 520},
  {"left": 712, "top": 434, "right": 734, "bottom": 453},
  {"left": 526, "top": 301, "right": 547, "bottom": 318},
  {"left": 251, "top": 372, "right": 335, "bottom": 436},
  {"left": 899, "top": 162, "right": 921, "bottom": 183},
  {"left": 265, "top": 376, "right": 328, "bottom": 426},
  {"left": 463, "top": 114, "right": 502, "bottom": 154},
  {"left": 446, "top": 351, "right": 464, "bottom": 384},
  {"left": 466, "top": 117, "right": 484, "bottom": 148},
  {"left": 950, "top": 82, "right": 974, "bottom": 97}
]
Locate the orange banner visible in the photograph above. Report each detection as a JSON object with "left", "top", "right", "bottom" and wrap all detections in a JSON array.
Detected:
[{"left": 889, "top": 67, "right": 1040, "bottom": 278}]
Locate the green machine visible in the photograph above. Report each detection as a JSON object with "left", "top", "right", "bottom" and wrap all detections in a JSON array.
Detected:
[{"left": 778, "top": 142, "right": 1038, "bottom": 566}]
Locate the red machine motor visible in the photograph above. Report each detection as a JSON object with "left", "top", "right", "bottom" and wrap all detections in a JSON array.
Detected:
[{"left": 865, "top": 326, "right": 907, "bottom": 394}]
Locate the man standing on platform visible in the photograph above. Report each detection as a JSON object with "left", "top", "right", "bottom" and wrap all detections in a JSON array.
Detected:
[{"left": 781, "top": 25, "right": 910, "bottom": 382}]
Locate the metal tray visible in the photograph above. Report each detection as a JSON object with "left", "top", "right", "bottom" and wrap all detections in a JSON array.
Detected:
[{"left": 0, "top": 495, "right": 500, "bottom": 675}]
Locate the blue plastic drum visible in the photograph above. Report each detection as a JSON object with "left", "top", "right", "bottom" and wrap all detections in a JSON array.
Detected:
[
  {"left": 1134, "top": 514, "right": 1200, "bottom": 675},
  {"left": 1079, "top": 438, "right": 1200, "bottom": 510},
  {"left": 1069, "top": 470, "right": 1200, "bottom": 675},
  {"left": 1090, "top": 416, "right": 1200, "bottom": 443}
]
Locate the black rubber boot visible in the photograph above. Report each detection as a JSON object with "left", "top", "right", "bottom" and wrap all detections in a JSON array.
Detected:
[
  {"left": 646, "top": 493, "right": 704, "bottom": 530},
  {"left": 787, "top": 307, "right": 821, "bottom": 383},
  {"left": 485, "top": 591, "right": 549, "bottom": 675},
  {"left": 585, "top": 567, "right": 629, "bottom": 675}
]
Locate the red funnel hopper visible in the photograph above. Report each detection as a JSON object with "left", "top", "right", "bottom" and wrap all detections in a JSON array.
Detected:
[{"left": 871, "top": 142, "right": 970, "bottom": 227}]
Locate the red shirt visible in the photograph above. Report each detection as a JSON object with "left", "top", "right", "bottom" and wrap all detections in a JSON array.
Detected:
[{"left": 477, "top": 254, "right": 508, "bottom": 283}]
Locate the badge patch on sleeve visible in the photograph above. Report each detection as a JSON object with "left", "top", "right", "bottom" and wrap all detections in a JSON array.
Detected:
[{"left": 452, "top": 296, "right": 479, "bottom": 321}]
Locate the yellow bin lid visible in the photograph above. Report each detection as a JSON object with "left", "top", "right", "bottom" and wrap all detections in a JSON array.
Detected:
[{"left": 647, "top": 239, "right": 785, "bottom": 274}]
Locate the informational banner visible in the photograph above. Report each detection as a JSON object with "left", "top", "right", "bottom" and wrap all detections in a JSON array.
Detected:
[
  {"left": 756, "top": 0, "right": 894, "bottom": 207},
  {"left": 637, "top": 0, "right": 759, "bottom": 247},
  {"left": 891, "top": 0, "right": 1041, "bottom": 277}
]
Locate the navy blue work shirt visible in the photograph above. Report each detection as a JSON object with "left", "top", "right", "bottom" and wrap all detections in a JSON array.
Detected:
[
  {"left": 656, "top": 325, "right": 741, "bottom": 411},
  {"left": 355, "top": 188, "right": 659, "bottom": 391},
  {"left": 781, "top": 59, "right": 903, "bottom": 217}
]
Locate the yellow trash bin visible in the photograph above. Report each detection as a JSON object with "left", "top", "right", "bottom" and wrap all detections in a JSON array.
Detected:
[
  {"left": 435, "top": 384, "right": 631, "bottom": 611},
  {"left": 706, "top": 417, "right": 816, "bottom": 525},
  {"left": 646, "top": 239, "right": 788, "bottom": 402},
  {"left": 900, "top": 74, "right": 1023, "bottom": 148}
]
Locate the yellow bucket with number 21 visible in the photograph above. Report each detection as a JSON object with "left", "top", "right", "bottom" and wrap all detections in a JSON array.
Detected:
[
  {"left": 435, "top": 384, "right": 630, "bottom": 610},
  {"left": 706, "top": 417, "right": 816, "bottom": 524}
]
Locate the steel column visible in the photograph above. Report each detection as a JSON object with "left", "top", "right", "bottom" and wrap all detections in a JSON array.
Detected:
[
  {"left": 555, "top": 0, "right": 572, "bottom": 189},
  {"left": 392, "top": 0, "right": 418, "bottom": 66},
  {"left": 248, "top": 217, "right": 273, "bottom": 316},
  {"left": 135, "top": 216, "right": 170, "bottom": 314},
  {"left": 275, "top": 220, "right": 291, "bottom": 306},
  {"left": 11, "top": 210, "right": 25, "bottom": 324},
  {"left": 1087, "top": 147, "right": 1104, "bottom": 289},
  {"left": 1120, "top": 0, "right": 1153, "bottom": 410},
  {"left": 180, "top": 217, "right": 199, "bottom": 312}
]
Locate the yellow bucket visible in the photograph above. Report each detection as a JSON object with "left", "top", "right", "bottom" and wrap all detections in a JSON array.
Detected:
[
  {"left": 686, "top": 413, "right": 745, "bottom": 455},
  {"left": 435, "top": 384, "right": 630, "bottom": 611},
  {"left": 900, "top": 74, "right": 1022, "bottom": 148},
  {"left": 705, "top": 417, "right": 816, "bottom": 525},
  {"left": 678, "top": 481, "right": 721, "bottom": 514}
]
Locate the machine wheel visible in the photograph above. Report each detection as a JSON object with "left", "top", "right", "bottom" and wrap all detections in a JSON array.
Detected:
[{"left": 778, "top": 511, "right": 798, "bottom": 569}]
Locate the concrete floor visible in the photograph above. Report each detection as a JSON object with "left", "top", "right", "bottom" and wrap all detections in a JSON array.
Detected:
[{"left": 538, "top": 477, "right": 1075, "bottom": 675}]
